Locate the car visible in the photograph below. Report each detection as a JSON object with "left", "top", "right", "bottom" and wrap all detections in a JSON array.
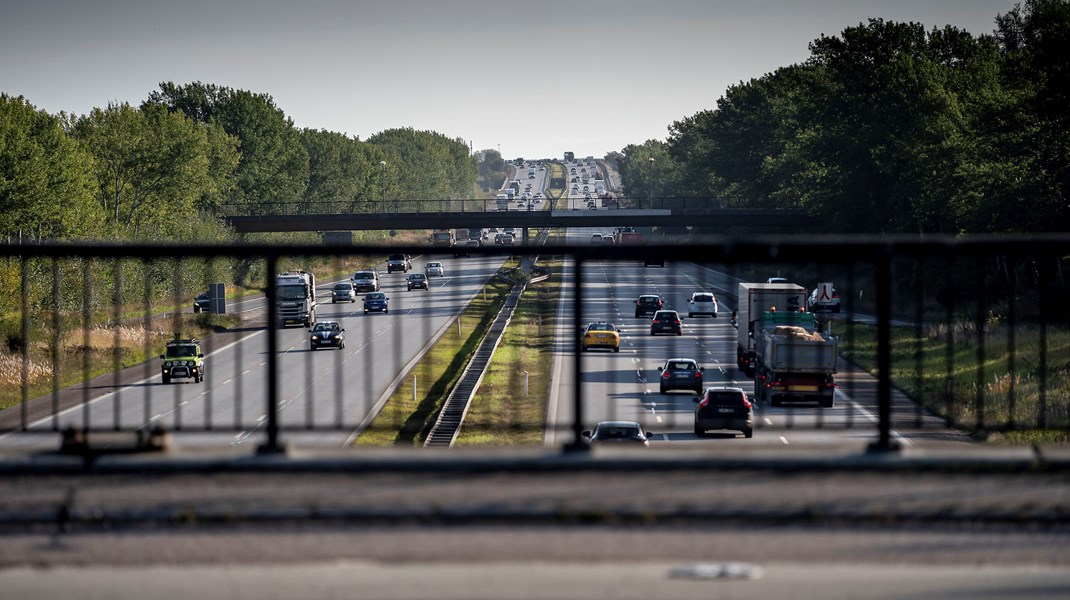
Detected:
[
  {"left": 159, "top": 338, "right": 205, "bottom": 384},
  {"left": 582, "top": 185, "right": 589, "bottom": 192},
  {"left": 634, "top": 294, "right": 663, "bottom": 318},
  {"left": 193, "top": 292, "right": 211, "bottom": 313},
  {"left": 602, "top": 236, "right": 615, "bottom": 245},
  {"left": 500, "top": 234, "right": 515, "bottom": 245},
  {"left": 387, "top": 254, "right": 412, "bottom": 273},
  {"left": 407, "top": 273, "right": 429, "bottom": 291},
  {"left": 581, "top": 321, "right": 620, "bottom": 352},
  {"left": 650, "top": 310, "right": 683, "bottom": 336},
  {"left": 331, "top": 282, "right": 357, "bottom": 303},
  {"left": 351, "top": 269, "right": 381, "bottom": 293},
  {"left": 694, "top": 386, "right": 753, "bottom": 438},
  {"left": 658, "top": 358, "right": 704, "bottom": 395},
  {"left": 425, "top": 262, "right": 444, "bottom": 277},
  {"left": 767, "top": 276, "right": 790, "bottom": 284},
  {"left": 588, "top": 205, "right": 597, "bottom": 210},
  {"left": 582, "top": 421, "right": 649, "bottom": 446},
  {"left": 494, "top": 233, "right": 504, "bottom": 244},
  {"left": 590, "top": 233, "right": 603, "bottom": 244},
  {"left": 808, "top": 287, "right": 841, "bottom": 313},
  {"left": 465, "top": 239, "right": 481, "bottom": 247},
  {"left": 309, "top": 321, "right": 345, "bottom": 350},
  {"left": 687, "top": 292, "right": 718, "bottom": 317},
  {"left": 363, "top": 291, "right": 389, "bottom": 314}
]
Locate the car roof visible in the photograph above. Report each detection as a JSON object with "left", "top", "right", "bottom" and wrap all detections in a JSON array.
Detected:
[
  {"left": 595, "top": 420, "right": 642, "bottom": 429},
  {"left": 665, "top": 358, "right": 698, "bottom": 365}
]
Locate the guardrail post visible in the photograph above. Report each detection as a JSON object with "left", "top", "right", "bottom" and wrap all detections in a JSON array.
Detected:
[
  {"left": 565, "top": 254, "right": 589, "bottom": 452},
  {"left": 258, "top": 255, "right": 284, "bottom": 455},
  {"left": 868, "top": 247, "right": 900, "bottom": 453}
]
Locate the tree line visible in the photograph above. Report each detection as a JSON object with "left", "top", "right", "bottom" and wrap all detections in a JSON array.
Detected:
[
  {"left": 613, "top": 0, "right": 1070, "bottom": 234},
  {"left": 1, "top": 81, "right": 482, "bottom": 243}
]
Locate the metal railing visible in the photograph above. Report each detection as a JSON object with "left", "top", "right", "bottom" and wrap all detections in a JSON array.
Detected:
[{"left": 0, "top": 234, "right": 1066, "bottom": 454}]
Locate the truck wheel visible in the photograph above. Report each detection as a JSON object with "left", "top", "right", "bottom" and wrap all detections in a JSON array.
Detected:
[
  {"left": 743, "top": 427, "right": 753, "bottom": 438},
  {"left": 820, "top": 397, "right": 835, "bottom": 408},
  {"left": 694, "top": 425, "right": 705, "bottom": 437}
]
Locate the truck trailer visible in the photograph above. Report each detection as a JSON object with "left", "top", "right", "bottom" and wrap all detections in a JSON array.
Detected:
[
  {"left": 735, "top": 282, "right": 807, "bottom": 376},
  {"left": 752, "top": 311, "right": 838, "bottom": 407}
]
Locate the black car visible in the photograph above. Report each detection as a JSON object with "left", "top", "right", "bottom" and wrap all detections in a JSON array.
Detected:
[
  {"left": 406, "top": 273, "right": 429, "bottom": 291},
  {"left": 192, "top": 292, "right": 211, "bottom": 313},
  {"left": 694, "top": 386, "right": 753, "bottom": 438},
  {"left": 309, "top": 321, "right": 345, "bottom": 350},
  {"left": 582, "top": 421, "right": 649, "bottom": 447},
  {"left": 658, "top": 358, "right": 704, "bottom": 395},
  {"left": 634, "top": 295, "right": 663, "bottom": 318},
  {"left": 650, "top": 310, "right": 682, "bottom": 336}
]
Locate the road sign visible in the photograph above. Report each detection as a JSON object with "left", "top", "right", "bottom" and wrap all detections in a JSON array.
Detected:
[{"left": 818, "top": 282, "right": 834, "bottom": 302}]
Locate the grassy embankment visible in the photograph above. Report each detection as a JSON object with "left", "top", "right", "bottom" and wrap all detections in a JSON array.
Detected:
[{"left": 839, "top": 320, "right": 1069, "bottom": 444}]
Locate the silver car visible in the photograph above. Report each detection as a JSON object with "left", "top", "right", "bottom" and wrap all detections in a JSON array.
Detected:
[{"left": 331, "top": 282, "right": 356, "bottom": 303}]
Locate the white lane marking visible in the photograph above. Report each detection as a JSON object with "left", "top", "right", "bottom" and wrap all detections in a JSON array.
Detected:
[
  {"left": 242, "top": 370, "right": 252, "bottom": 375},
  {"left": 779, "top": 436, "right": 789, "bottom": 445},
  {"left": 764, "top": 418, "right": 773, "bottom": 425},
  {"left": 656, "top": 415, "right": 663, "bottom": 423},
  {"left": 840, "top": 389, "right": 914, "bottom": 447}
]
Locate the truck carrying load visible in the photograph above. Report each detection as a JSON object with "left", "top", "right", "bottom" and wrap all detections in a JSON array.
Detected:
[
  {"left": 735, "top": 282, "right": 806, "bottom": 376},
  {"left": 275, "top": 271, "right": 317, "bottom": 328},
  {"left": 752, "top": 311, "right": 837, "bottom": 407},
  {"left": 430, "top": 229, "right": 455, "bottom": 247}
]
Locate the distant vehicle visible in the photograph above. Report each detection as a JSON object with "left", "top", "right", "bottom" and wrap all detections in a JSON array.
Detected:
[
  {"left": 582, "top": 421, "right": 649, "bottom": 447},
  {"left": 500, "top": 234, "right": 515, "bottom": 245},
  {"left": 590, "top": 233, "right": 603, "bottom": 244},
  {"left": 650, "top": 310, "right": 682, "bottom": 336},
  {"left": 564, "top": 151, "right": 575, "bottom": 162},
  {"left": 276, "top": 271, "right": 316, "bottom": 328},
  {"left": 430, "top": 229, "right": 455, "bottom": 248},
  {"left": 387, "top": 254, "right": 412, "bottom": 273},
  {"left": 351, "top": 270, "right": 380, "bottom": 293},
  {"left": 581, "top": 321, "right": 620, "bottom": 352},
  {"left": 736, "top": 282, "right": 807, "bottom": 376},
  {"left": 193, "top": 292, "right": 211, "bottom": 313},
  {"left": 602, "top": 236, "right": 615, "bottom": 245},
  {"left": 363, "top": 292, "right": 389, "bottom": 314},
  {"left": 634, "top": 294, "right": 663, "bottom": 318},
  {"left": 159, "top": 338, "right": 204, "bottom": 384},
  {"left": 658, "top": 358, "right": 704, "bottom": 395},
  {"left": 406, "top": 273, "right": 429, "bottom": 291},
  {"left": 752, "top": 311, "right": 838, "bottom": 408},
  {"left": 694, "top": 386, "right": 753, "bottom": 438},
  {"left": 425, "top": 262, "right": 444, "bottom": 277},
  {"left": 331, "top": 282, "right": 357, "bottom": 303},
  {"left": 687, "top": 292, "right": 718, "bottom": 318},
  {"left": 808, "top": 286, "right": 841, "bottom": 313},
  {"left": 309, "top": 321, "right": 345, "bottom": 350}
]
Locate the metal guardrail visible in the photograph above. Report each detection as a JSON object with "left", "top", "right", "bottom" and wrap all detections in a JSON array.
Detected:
[{"left": 0, "top": 235, "right": 1066, "bottom": 455}]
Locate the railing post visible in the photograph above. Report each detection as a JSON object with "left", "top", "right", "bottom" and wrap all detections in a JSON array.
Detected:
[
  {"left": 565, "top": 254, "right": 589, "bottom": 452},
  {"left": 258, "top": 255, "right": 284, "bottom": 454},
  {"left": 868, "top": 246, "right": 900, "bottom": 453}
]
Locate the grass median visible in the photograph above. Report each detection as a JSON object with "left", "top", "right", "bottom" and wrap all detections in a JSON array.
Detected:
[
  {"left": 839, "top": 320, "right": 1069, "bottom": 444},
  {"left": 454, "top": 256, "right": 563, "bottom": 446},
  {"left": 354, "top": 273, "right": 515, "bottom": 446}
]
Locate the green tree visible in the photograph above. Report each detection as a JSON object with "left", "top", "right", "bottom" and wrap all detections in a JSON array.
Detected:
[{"left": 0, "top": 94, "right": 100, "bottom": 240}]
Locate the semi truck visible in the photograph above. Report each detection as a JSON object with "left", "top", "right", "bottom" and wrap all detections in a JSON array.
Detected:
[
  {"left": 275, "top": 271, "right": 317, "bottom": 328},
  {"left": 496, "top": 194, "right": 510, "bottom": 210},
  {"left": 430, "top": 229, "right": 455, "bottom": 247},
  {"left": 735, "top": 282, "right": 807, "bottom": 376},
  {"left": 752, "top": 311, "right": 838, "bottom": 407}
]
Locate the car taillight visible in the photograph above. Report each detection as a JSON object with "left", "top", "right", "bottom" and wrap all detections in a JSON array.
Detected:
[
  {"left": 652, "top": 319, "right": 660, "bottom": 324},
  {"left": 698, "top": 396, "right": 709, "bottom": 408},
  {"left": 741, "top": 394, "right": 752, "bottom": 409},
  {"left": 661, "top": 371, "right": 670, "bottom": 379},
  {"left": 673, "top": 319, "right": 681, "bottom": 324},
  {"left": 694, "top": 371, "right": 702, "bottom": 378}
]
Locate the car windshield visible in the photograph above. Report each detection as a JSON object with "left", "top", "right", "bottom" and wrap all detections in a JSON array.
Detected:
[
  {"left": 166, "top": 345, "right": 197, "bottom": 357},
  {"left": 409, "top": 274, "right": 425, "bottom": 280},
  {"left": 367, "top": 293, "right": 385, "bottom": 300},
  {"left": 334, "top": 284, "right": 352, "bottom": 291},
  {"left": 427, "top": 263, "right": 440, "bottom": 268},
  {"left": 388, "top": 255, "right": 405, "bottom": 261},
  {"left": 276, "top": 284, "right": 307, "bottom": 300},
  {"left": 694, "top": 294, "right": 714, "bottom": 302},
  {"left": 312, "top": 323, "right": 338, "bottom": 333},
  {"left": 596, "top": 426, "right": 640, "bottom": 439},
  {"left": 354, "top": 272, "right": 374, "bottom": 279}
]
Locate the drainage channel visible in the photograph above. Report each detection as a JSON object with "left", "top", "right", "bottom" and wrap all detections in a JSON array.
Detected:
[{"left": 424, "top": 230, "right": 550, "bottom": 447}]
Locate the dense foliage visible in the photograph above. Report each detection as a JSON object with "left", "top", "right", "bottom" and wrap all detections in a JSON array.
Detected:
[{"left": 614, "top": 0, "right": 1070, "bottom": 234}]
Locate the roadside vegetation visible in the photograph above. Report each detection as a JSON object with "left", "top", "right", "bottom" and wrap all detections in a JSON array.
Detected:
[
  {"left": 839, "top": 320, "right": 1069, "bottom": 444},
  {"left": 455, "top": 256, "right": 562, "bottom": 446}
]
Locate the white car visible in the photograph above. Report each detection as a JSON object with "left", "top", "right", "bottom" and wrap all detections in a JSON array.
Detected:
[
  {"left": 687, "top": 292, "right": 718, "bottom": 318},
  {"left": 425, "top": 262, "right": 444, "bottom": 277},
  {"left": 590, "top": 233, "right": 603, "bottom": 244}
]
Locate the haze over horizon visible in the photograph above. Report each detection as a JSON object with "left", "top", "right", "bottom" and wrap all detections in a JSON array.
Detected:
[{"left": 1, "top": 0, "right": 1014, "bottom": 159}]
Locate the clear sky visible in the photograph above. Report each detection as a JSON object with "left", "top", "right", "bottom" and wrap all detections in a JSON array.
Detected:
[{"left": 1, "top": 0, "right": 1015, "bottom": 160}]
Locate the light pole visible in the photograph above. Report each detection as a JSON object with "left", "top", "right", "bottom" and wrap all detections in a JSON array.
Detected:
[
  {"left": 648, "top": 157, "right": 655, "bottom": 208},
  {"left": 379, "top": 160, "right": 386, "bottom": 213}
]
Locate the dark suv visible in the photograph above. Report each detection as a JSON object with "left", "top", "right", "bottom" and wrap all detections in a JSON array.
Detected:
[
  {"left": 650, "top": 310, "right": 682, "bottom": 336},
  {"left": 386, "top": 254, "right": 411, "bottom": 273},
  {"left": 634, "top": 295, "right": 663, "bottom": 318},
  {"left": 658, "top": 358, "right": 703, "bottom": 395},
  {"left": 694, "top": 386, "right": 753, "bottom": 438}
]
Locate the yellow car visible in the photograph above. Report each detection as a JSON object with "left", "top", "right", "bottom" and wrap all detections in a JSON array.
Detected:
[{"left": 582, "top": 321, "right": 620, "bottom": 352}]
